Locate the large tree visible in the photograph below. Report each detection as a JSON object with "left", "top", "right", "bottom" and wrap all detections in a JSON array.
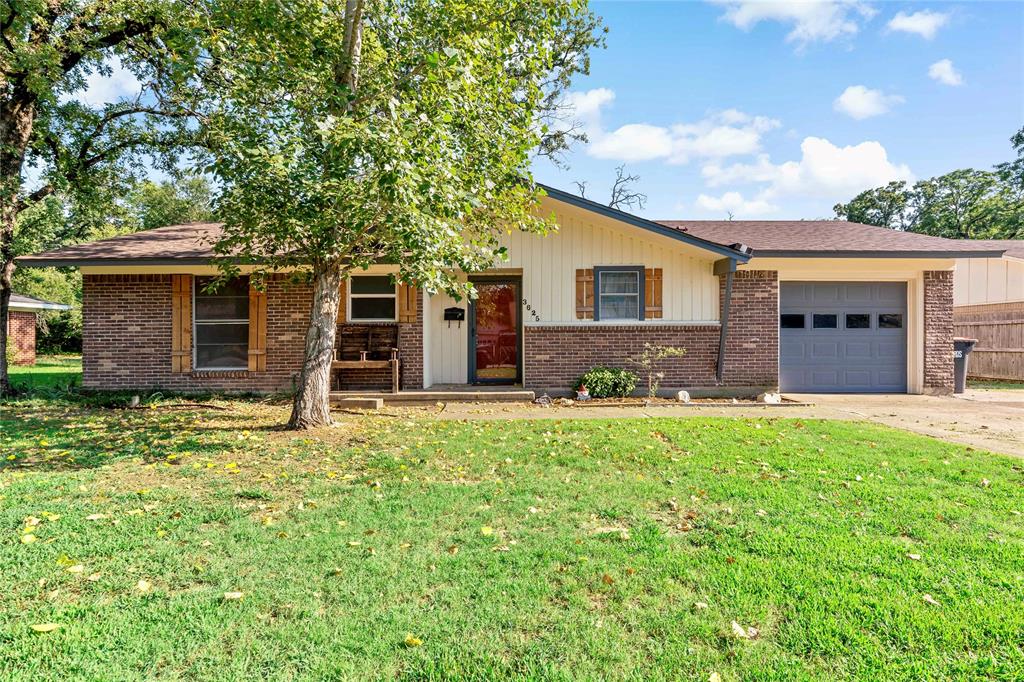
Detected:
[
  {"left": 0, "top": 1, "right": 209, "bottom": 395},
  {"left": 204, "top": 0, "right": 601, "bottom": 429}
]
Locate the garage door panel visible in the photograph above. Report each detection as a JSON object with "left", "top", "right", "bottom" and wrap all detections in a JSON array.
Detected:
[{"left": 780, "top": 282, "right": 907, "bottom": 393}]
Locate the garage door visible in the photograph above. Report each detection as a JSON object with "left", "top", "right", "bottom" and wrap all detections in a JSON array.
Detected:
[{"left": 780, "top": 282, "right": 907, "bottom": 393}]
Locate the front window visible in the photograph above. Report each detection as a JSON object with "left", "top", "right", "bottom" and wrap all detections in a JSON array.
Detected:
[
  {"left": 595, "top": 267, "right": 645, "bottom": 321},
  {"left": 194, "top": 277, "right": 249, "bottom": 370},
  {"left": 349, "top": 275, "right": 397, "bottom": 321}
]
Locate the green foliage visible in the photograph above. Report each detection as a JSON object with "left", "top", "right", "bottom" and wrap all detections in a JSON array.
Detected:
[
  {"left": 204, "top": 0, "right": 602, "bottom": 298},
  {"left": 126, "top": 178, "right": 216, "bottom": 231},
  {"left": 834, "top": 129, "right": 1024, "bottom": 239},
  {"left": 575, "top": 366, "right": 638, "bottom": 398},
  {"left": 627, "top": 343, "right": 686, "bottom": 399}
]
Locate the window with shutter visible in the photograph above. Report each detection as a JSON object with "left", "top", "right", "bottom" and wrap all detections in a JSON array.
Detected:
[
  {"left": 194, "top": 276, "right": 250, "bottom": 370},
  {"left": 594, "top": 266, "right": 645, "bottom": 321}
]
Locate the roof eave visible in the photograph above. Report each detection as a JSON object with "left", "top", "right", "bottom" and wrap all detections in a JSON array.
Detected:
[
  {"left": 538, "top": 184, "right": 752, "bottom": 263},
  {"left": 748, "top": 249, "right": 1007, "bottom": 259}
]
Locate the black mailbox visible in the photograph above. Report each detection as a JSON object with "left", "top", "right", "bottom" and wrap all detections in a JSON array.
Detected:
[{"left": 444, "top": 307, "right": 465, "bottom": 322}]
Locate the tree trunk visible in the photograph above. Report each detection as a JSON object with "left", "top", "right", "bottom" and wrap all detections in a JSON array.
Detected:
[
  {"left": 0, "top": 97, "right": 36, "bottom": 397},
  {"left": 288, "top": 263, "right": 343, "bottom": 429}
]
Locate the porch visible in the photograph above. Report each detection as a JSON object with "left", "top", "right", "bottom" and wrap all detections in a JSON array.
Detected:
[{"left": 330, "top": 384, "right": 535, "bottom": 406}]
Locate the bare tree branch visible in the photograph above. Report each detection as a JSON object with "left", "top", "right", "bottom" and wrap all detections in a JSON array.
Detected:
[{"left": 608, "top": 165, "right": 646, "bottom": 211}]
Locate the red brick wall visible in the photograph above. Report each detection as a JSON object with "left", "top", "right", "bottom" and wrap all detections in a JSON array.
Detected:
[
  {"left": 83, "top": 274, "right": 311, "bottom": 392},
  {"left": 82, "top": 274, "right": 424, "bottom": 394},
  {"left": 924, "top": 270, "right": 954, "bottom": 393},
  {"left": 522, "top": 270, "right": 779, "bottom": 394},
  {"left": 7, "top": 311, "right": 37, "bottom": 365}
]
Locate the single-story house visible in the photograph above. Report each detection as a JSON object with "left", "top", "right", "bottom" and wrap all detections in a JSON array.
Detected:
[
  {"left": 6, "top": 293, "right": 72, "bottom": 365},
  {"left": 18, "top": 185, "right": 1006, "bottom": 396},
  {"left": 953, "top": 239, "right": 1024, "bottom": 380}
]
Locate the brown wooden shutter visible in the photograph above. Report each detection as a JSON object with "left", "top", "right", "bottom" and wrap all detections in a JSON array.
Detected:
[
  {"left": 575, "top": 268, "right": 594, "bottom": 319},
  {"left": 398, "top": 283, "right": 418, "bottom": 323},
  {"left": 645, "top": 268, "right": 663, "bottom": 319},
  {"left": 171, "top": 275, "right": 192, "bottom": 373},
  {"left": 248, "top": 284, "right": 268, "bottom": 372}
]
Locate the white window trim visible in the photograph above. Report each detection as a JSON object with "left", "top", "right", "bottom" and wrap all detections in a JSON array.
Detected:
[
  {"left": 192, "top": 277, "right": 250, "bottom": 372},
  {"left": 347, "top": 275, "right": 399, "bottom": 323}
]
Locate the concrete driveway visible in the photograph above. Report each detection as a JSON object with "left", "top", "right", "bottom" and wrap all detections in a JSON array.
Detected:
[
  {"left": 429, "top": 389, "right": 1024, "bottom": 459},
  {"left": 784, "top": 389, "right": 1024, "bottom": 459}
]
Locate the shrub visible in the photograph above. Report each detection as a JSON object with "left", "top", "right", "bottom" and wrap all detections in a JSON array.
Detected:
[{"left": 574, "top": 366, "right": 637, "bottom": 398}]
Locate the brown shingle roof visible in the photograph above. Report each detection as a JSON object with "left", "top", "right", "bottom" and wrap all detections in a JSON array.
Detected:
[
  {"left": 17, "top": 222, "right": 225, "bottom": 266},
  {"left": 950, "top": 239, "right": 1024, "bottom": 260},
  {"left": 655, "top": 220, "right": 1010, "bottom": 258}
]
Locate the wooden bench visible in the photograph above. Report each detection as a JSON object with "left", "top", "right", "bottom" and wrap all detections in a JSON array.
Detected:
[{"left": 331, "top": 325, "right": 400, "bottom": 393}]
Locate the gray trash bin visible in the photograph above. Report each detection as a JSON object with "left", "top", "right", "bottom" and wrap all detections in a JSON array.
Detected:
[{"left": 953, "top": 337, "right": 978, "bottom": 394}]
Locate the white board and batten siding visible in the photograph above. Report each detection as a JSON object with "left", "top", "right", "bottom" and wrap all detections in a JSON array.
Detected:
[
  {"left": 954, "top": 256, "right": 1024, "bottom": 306},
  {"left": 424, "top": 198, "right": 721, "bottom": 386}
]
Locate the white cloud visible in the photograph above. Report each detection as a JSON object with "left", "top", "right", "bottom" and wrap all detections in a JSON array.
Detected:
[
  {"left": 928, "top": 59, "right": 964, "bottom": 86},
  {"left": 833, "top": 85, "right": 904, "bottom": 119},
  {"left": 701, "top": 136, "right": 914, "bottom": 200},
  {"left": 695, "top": 191, "right": 779, "bottom": 217},
  {"left": 563, "top": 90, "right": 781, "bottom": 164},
  {"left": 61, "top": 56, "right": 142, "bottom": 108},
  {"left": 887, "top": 10, "right": 949, "bottom": 39},
  {"left": 710, "top": 0, "right": 876, "bottom": 46}
]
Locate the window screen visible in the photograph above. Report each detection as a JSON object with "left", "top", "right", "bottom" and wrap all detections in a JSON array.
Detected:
[
  {"left": 595, "top": 267, "right": 644, "bottom": 321},
  {"left": 349, "top": 275, "right": 397, "bottom": 321},
  {"left": 194, "top": 277, "right": 249, "bottom": 370}
]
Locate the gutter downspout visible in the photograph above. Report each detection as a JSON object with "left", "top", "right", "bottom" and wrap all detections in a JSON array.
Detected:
[
  {"left": 713, "top": 257, "right": 741, "bottom": 385},
  {"left": 717, "top": 270, "right": 733, "bottom": 384}
]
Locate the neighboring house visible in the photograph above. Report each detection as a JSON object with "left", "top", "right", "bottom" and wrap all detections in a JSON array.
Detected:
[
  {"left": 18, "top": 185, "right": 1005, "bottom": 396},
  {"left": 953, "top": 240, "right": 1024, "bottom": 380},
  {"left": 6, "top": 294, "right": 72, "bottom": 365}
]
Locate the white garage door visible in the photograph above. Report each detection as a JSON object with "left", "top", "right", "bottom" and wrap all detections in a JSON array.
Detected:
[{"left": 780, "top": 282, "right": 907, "bottom": 393}]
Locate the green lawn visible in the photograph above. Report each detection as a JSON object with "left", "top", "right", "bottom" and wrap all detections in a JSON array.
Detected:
[
  {"left": 1, "top": 398, "right": 1022, "bottom": 680},
  {"left": 969, "top": 379, "right": 1024, "bottom": 390},
  {"left": 8, "top": 355, "right": 82, "bottom": 392}
]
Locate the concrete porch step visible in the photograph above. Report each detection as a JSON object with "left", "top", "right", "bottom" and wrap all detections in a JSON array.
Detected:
[{"left": 330, "top": 389, "right": 535, "bottom": 405}]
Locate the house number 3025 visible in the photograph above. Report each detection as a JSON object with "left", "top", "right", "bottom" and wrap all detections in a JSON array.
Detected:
[{"left": 521, "top": 298, "right": 541, "bottom": 322}]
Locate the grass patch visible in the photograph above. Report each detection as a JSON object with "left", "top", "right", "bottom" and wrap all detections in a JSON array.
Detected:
[
  {"left": 8, "top": 355, "right": 82, "bottom": 393},
  {"left": 969, "top": 379, "right": 1024, "bottom": 390},
  {"left": 1, "top": 401, "right": 1022, "bottom": 680}
]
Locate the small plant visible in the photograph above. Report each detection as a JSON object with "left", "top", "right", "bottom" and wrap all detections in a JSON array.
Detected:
[
  {"left": 628, "top": 343, "right": 686, "bottom": 399},
  {"left": 574, "top": 366, "right": 637, "bottom": 398}
]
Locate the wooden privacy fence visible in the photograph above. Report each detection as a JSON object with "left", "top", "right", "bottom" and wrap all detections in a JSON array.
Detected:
[{"left": 953, "top": 301, "right": 1024, "bottom": 380}]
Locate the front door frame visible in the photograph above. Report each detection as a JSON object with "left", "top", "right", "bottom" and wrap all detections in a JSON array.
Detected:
[{"left": 467, "top": 275, "right": 522, "bottom": 385}]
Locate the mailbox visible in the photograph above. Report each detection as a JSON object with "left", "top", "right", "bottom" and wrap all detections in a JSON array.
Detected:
[{"left": 444, "top": 306, "right": 465, "bottom": 328}]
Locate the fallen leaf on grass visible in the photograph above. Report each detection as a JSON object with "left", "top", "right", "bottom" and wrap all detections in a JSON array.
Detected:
[
  {"left": 31, "top": 623, "right": 60, "bottom": 633},
  {"left": 85, "top": 514, "right": 108, "bottom": 521},
  {"left": 731, "top": 621, "right": 759, "bottom": 640},
  {"left": 87, "top": 573, "right": 102, "bottom": 582},
  {"left": 480, "top": 526, "right": 494, "bottom": 536},
  {"left": 66, "top": 564, "right": 84, "bottom": 574},
  {"left": 694, "top": 602, "right": 709, "bottom": 611},
  {"left": 601, "top": 574, "right": 614, "bottom": 586},
  {"left": 922, "top": 594, "right": 941, "bottom": 606},
  {"left": 21, "top": 534, "right": 36, "bottom": 544},
  {"left": 136, "top": 579, "right": 153, "bottom": 593},
  {"left": 403, "top": 633, "right": 423, "bottom": 647},
  {"left": 907, "top": 553, "right": 921, "bottom": 561},
  {"left": 223, "top": 591, "right": 244, "bottom": 601},
  {"left": 709, "top": 673, "right": 722, "bottom": 682}
]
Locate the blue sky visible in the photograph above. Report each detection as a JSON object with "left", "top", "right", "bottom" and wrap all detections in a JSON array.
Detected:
[{"left": 532, "top": 0, "right": 1024, "bottom": 220}]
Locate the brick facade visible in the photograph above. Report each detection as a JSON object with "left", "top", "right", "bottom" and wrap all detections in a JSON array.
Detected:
[
  {"left": 923, "top": 270, "right": 954, "bottom": 394},
  {"left": 522, "top": 270, "right": 779, "bottom": 394},
  {"left": 82, "top": 274, "right": 422, "bottom": 394},
  {"left": 7, "top": 311, "right": 37, "bottom": 365}
]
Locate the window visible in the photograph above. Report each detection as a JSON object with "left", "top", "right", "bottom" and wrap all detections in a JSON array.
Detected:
[
  {"left": 349, "top": 275, "right": 397, "bottom": 321},
  {"left": 194, "top": 277, "right": 249, "bottom": 370},
  {"left": 812, "top": 313, "right": 838, "bottom": 329},
  {"left": 845, "top": 313, "right": 870, "bottom": 329},
  {"left": 594, "top": 266, "right": 644, "bottom": 321},
  {"left": 780, "top": 314, "right": 805, "bottom": 329},
  {"left": 878, "top": 313, "right": 903, "bottom": 329}
]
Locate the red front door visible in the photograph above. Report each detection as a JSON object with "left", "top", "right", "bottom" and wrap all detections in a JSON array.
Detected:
[{"left": 470, "top": 280, "right": 520, "bottom": 383}]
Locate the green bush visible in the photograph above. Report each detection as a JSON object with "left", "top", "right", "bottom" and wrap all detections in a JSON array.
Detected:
[{"left": 574, "top": 366, "right": 637, "bottom": 398}]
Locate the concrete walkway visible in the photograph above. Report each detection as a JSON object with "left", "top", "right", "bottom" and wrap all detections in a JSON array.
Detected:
[{"left": 427, "top": 389, "right": 1024, "bottom": 459}]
